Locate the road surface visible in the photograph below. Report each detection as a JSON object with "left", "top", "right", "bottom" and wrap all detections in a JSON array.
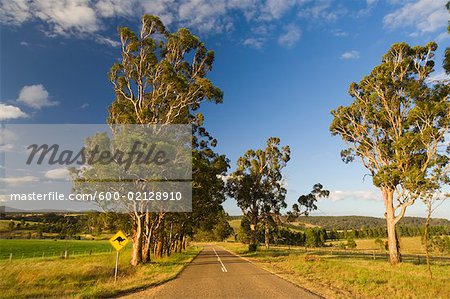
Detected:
[{"left": 122, "top": 244, "right": 320, "bottom": 299}]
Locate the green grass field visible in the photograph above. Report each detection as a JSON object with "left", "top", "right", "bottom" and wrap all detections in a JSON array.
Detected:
[
  {"left": 219, "top": 242, "right": 450, "bottom": 299},
  {"left": 0, "top": 239, "right": 114, "bottom": 260},
  {"left": 0, "top": 245, "right": 202, "bottom": 298},
  {"left": 0, "top": 220, "right": 10, "bottom": 232}
]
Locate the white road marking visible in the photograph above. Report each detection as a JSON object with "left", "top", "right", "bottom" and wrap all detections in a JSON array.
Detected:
[{"left": 212, "top": 247, "right": 228, "bottom": 273}]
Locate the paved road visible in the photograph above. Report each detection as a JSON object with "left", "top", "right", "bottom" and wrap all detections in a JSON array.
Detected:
[{"left": 123, "top": 244, "right": 320, "bottom": 299}]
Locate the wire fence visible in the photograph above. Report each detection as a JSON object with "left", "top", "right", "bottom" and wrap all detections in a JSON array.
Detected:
[
  {"left": 258, "top": 244, "right": 450, "bottom": 264},
  {"left": 0, "top": 247, "right": 119, "bottom": 261}
]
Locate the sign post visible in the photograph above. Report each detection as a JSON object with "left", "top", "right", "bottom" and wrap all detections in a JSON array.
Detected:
[
  {"left": 114, "top": 251, "right": 119, "bottom": 284},
  {"left": 109, "top": 230, "right": 129, "bottom": 285}
]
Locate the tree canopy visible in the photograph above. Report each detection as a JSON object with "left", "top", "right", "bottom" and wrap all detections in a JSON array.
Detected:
[{"left": 330, "top": 42, "right": 450, "bottom": 264}]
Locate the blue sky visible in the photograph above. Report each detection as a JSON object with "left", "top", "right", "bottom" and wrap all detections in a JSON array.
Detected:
[{"left": 1, "top": 0, "right": 449, "bottom": 218}]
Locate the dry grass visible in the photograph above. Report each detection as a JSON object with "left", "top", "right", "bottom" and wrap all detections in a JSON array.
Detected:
[
  {"left": 0, "top": 245, "right": 202, "bottom": 298},
  {"left": 219, "top": 242, "right": 450, "bottom": 299}
]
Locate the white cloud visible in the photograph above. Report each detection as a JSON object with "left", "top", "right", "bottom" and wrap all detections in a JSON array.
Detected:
[
  {"left": 341, "top": 50, "right": 360, "bottom": 60},
  {"left": 260, "top": 0, "right": 297, "bottom": 21},
  {"left": 0, "top": 0, "right": 384, "bottom": 48},
  {"left": 81, "top": 103, "right": 90, "bottom": 109},
  {"left": 0, "top": 144, "right": 15, "bottom": 152},
  {"left": 243, "top": 37, "right": 266, "bottom": 49},
  {"left": 0, "top": 176, "right": 39, "bottom": 186},
  {"left": 278, "top": 23, "right": 302, "bottom": 48},
  {"left": 357, "top": 0, "right": 378, "bottom": 17},
  {"left": 17, "top": 84, "right": 58, "bottom": 109},
  {"left": 0, "top": 103, "right": 27, "bottom": 120},
  {"left": 32, "top": 0, "right": 99, "bottom": 36},
  {"left": 0, "top": 128, "right": 17, "bottom": 145},
  {"left": 436, "top": 31, "right": 450, "bottom": 42},
  {"left": 329, "top": 190, "right": 382, "bottom": 202},
  {"left": 95, "top": 0, "right": 135, "bottom": 18},
  {"left": 44, "top": 168, "right": 70, "bottom": 180},
  {"left": 331, "top": 29, "right": 348, "bottom": 37},
  {"left": 383, "top": 0, "right": 448, "bottom": 34},
  {"left": 20, "top": 41, "right": 30, "bottom": 46},
  {"left": 140, "top": 0, "right": 176, "bottom": 26},
  {"left": 298, "top": 1, "right": 348, "bottom": 22},
  {"left": 0, "top": 0, "right": 32, "bottom": 25},
  {"left": 94, "top": 35, "right": 120, "bottom": 47}
]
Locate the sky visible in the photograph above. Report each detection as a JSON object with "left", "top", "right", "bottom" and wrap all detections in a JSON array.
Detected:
[{"left": 0, "top": 0, "right": 449, "bottom": 219}]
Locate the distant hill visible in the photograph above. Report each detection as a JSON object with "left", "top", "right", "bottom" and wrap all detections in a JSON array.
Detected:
[
  {"left": 290, "top": 216, "right": 450, "bottom": 230},
  {"left": 228, "top": 215, "right": 450, "bottom": 230},
  {"left": 0, "top": 206, "right": 26, "bottom": 213},
  {"left": 0, "top": 206, "right": 91, "bottom": 214}
]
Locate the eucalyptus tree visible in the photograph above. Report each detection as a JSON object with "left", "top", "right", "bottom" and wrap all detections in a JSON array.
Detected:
[
  {"left": 227, "top": 137, "right": 290, "bottom": 250},
  {"left": 104, "top": 15, "right": 223, "bottom": 265},
  {"left": 330, "top": 42, "right": 450, "bottom": 264},
  {"left": 226, "top": 172, "right": 261, "bottom": 250},
  {"left": 291, "top": 183, "right": 330, "bottom": 217}
]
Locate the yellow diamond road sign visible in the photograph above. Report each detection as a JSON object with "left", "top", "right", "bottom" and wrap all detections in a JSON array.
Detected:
[{"left": 109, "top": 230, "right": 129, "bottom": 251}]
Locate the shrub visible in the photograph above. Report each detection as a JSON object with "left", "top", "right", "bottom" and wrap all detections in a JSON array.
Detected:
[
  {"left": 347, "top": 238, "right": 357, "bottom": 249},
  {"left": 248, "top": 243, "right": 258, "bottom": 252}
]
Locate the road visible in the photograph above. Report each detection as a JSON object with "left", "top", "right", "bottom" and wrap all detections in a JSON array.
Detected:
[{"left": 122, "top": 244, "right": 320, "bottom": 299}]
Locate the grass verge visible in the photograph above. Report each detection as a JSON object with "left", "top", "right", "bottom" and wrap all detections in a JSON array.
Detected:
[
  {"left": 218, "top": 242, "right": 450, "bottom": 299},
  {"left": 0, "top": 245, "right": 202, "bottom": 298}
]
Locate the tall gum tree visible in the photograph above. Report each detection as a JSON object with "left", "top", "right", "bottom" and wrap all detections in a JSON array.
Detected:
[
  {"left": 330, "top": 42, "right": 450, "bottom": 265},
  {"left": 227, "top": 137, "right": 290, "bottom": 250},
  {"left": 107, "top": 15, "right": 223, "bottom": 266}
]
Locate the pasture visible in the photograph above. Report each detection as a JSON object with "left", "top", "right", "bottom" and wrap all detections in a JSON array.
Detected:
[
  {"left": 219, "top": 242, "right": 450, "bottom": 299},
  {"left": 0, "top": 244, "right": 202, "bottom": 298},
  {"left": 0, "top": 239, "right": 113, "bottom": 260}
]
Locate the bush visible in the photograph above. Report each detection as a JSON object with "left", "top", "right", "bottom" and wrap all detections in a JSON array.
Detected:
[
  {"left": 431, "top": 235, "right": 450, "bottom": 253},
  {"left": 248, "top": 243, "right": 258, "bottom": 252},
  {"left": 374, "top": 238, "right": 384, "bottom": 250},
  {"left": 347, "top": 238, "right": 357, "bottom": 249}
]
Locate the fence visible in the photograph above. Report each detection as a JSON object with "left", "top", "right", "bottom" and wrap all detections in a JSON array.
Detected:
[
  {"left": 0, "top": 248, "right": 118, "bottom": 261},
  {"left": 264, "top": 243, "right": 450, "bottom": 264}
]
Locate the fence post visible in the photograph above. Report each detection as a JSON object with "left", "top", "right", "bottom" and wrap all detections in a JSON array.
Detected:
[
  {"left": 9, "top": 253, "right": 12, "bottom": 262},
  {"left": 42, "top": 252, "right": 45, "bottom": 258}
]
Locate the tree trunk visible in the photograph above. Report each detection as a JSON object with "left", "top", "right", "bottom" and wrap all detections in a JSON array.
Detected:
[
  {"left": 424, "top": 201, "right": 432, "bottom": 278},
  {"left": 141, "top": 212, "right": 153, "bottom": 263},
  {"left": 264, "top": 218, "right": 270, "bottom": 249},
  {"left": 154, "top": 218, "right": 165, "bottom": 258},
  {"left": 182, "top": 236, "right": 186, "bottom": 250},
  {"left": 167, "top": 221, "right": 173, "bottom": 256},
  {"left": 384, "top": 189, "right": 401, "bottom": 265},
  {"left": 249, "top": 214, "right": 257, "bottom": 251},
  {"left": 176, "top": 234, "right": 183, "bottom": 253},
  {"left": 130, "top": 214, "right": 143, "bottom": 266}
]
